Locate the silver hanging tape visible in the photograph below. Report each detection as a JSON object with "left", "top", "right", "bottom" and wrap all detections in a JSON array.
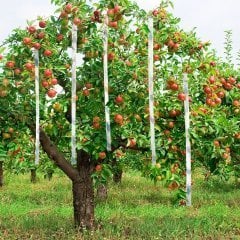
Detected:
[
  {"left": 103, "top": 15, "right": 112, "bottom": 151},
  {"left": 71, "top": 24, "right": 77, "bottom": 165},
  {"left": 148, "top": 17, "right": 156, "bottom": 165},
  {"left": 183, "top": 73, "right": 192, "bottom": 206},
  {"left": 34, "top": 49, "right": 40, "bottom": 165}
]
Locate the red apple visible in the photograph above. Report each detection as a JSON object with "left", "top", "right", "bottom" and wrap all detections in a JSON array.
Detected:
[
  {"left": 41, "top": 80, "right": 49, "bottom": 88},
  {"left": 217, "top": 91, "right": 225, "bottom": 98},
  {"left": 168, "top": 121, "right": 175, "bottom": 129},
  {"left": 47, "top": 89, "right": 57, "bottom": 98},
  {"left": 177, "top": 93, "right": 186, "bottom": 101},
  {"left": 114, "top": 5, "right": 121, "bottom": 14},
  {"left": 95, "top": 164, "right": 102, "bottom": 172},
  {"left": 228, "top": 77, "right": 236, "bottom": 84},
  {"left": 14, "top": 68, "right": 21, "bottom": 75},
  {"left": 213, "top": 140, "right": 220, "bottom": 147},
  {"left": 153, "top": 55, "right": 160, "bottom": 61},
  {"left": 73, "top": 17, "right": 81, "bottom": 26},
  {"left": 23, "top": 37, "right": 32, "bottom": 45},
  {"left": 6, "top": 61, "right": 15, "bottom": 69},
  {"left": 152, "top": 9, "right": 159, "bottom": 16},
  {"left": 115, "top": 95, "right": 124, "bottom": 104},
  {"left": 153, "top": 43, "right": 161, "bottom": 50},
  {"left": 51, "top": 78, "right": 58, "bottom": 85},
  {"left": 233, "top": 100, "right": 240, "bottom": 107},
  {"left": 128, "top": 138, "right": 136, "bottom": 148},
  {"left": 208, "top": 76, "right": 215, "bottom": 84},
  {"left": 83, "top": 89, "right": 90, "bottom": 96},
  {"left": 170, "top": 83, "right": 179, "bottom": 91},
  {"left": 93, "top": 122, "right": 101, "bottom": 129},
  {"left": 33, "top": 42, "right": 41, "bottom": 50},
  {"left": 214, "top": 97, "right": 222, "bottom": 105},
  {"left": 98, "top": 152, "right": 106, "bottom": 160},
  {"left": 107, "top": 8, "right": 114, "bottom": 16},
  {"left": 44, "top": 69, "right": 53, "bottom": 78},
  {"left": 114, "top": 114, "right": 123, "bottom": 125},
  {"left": 56, "top": 34, "right": 64, "bottom": 42},
  {"left": 85, "top": 82, "right": 93, "bottom": 89},
  {"left": 108, "top": 52, "right": 115, "bottom": 61},
  {"left": 37, "top": 32, "right": 45, "bottom": 39},
  {"left": 28, "top": 26, "right": 36, "bottom": 34},
  {"left": 94, "top": 10, "right": 100, "bottom": 17},
  {"left": 210, "top": 61, "right": 216, "bottom": 67},
  {"left": 39, "top": 20, "right": 46, "bottom": 28},
  {"left": 25, "top": 62, "right": 34, "bottom": 71},
  {"left": 65, "top": 3, "right": 72, "bottom": 13},
  {"left": 223, "top": 82, "right": 233, "bottom": 90},
  {"left": 109, "top": 21, "right": 118, "bottom": 28},
  {"left": 43, "top": 49, "right": 53, "bottom": 57},
  {"left": 204, "top": 86, "right": 212, "bottom": 94}
]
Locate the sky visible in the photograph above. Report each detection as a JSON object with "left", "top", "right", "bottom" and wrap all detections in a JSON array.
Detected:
[{"left": 1, "top": 0, "right": 240, "bottom": 63}]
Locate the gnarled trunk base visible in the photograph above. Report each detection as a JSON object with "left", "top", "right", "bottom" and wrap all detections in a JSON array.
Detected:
[
  {"left": 30, "top": 169, "right": 37, "bottom": 183},
  {"left": 73, "top": 151, "right": 95, "bottom": 229}
]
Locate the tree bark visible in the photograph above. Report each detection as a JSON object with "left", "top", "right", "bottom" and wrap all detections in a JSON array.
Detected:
[
  {"left": 113, "top": 169, "right": 123, "bottom": 184},
  {"left": 29, "top": 125, "right": 95, "bottom": 229},
  {"left": 112, "top": 158, "right": 123, "bottom": 184},
  {"left": 0, "top": 161, "right": 3, "bottom": 187},
  {"left": 30, "top": 169, "right": 37, "bottom": 183},
  {"left": 29, "top": 125, "right": 79, "bottom": 182},
  {"left": 73, "top": 150, "right": 95, "bottom": 229}
]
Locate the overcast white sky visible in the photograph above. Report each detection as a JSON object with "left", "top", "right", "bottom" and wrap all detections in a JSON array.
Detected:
[{"left": 1, "top": 0, "right": 240, "bottom": 62}]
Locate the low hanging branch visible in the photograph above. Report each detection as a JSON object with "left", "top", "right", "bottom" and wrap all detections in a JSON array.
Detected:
[{"left": 29, "top": 125, "right": 79, "bottom": 182}]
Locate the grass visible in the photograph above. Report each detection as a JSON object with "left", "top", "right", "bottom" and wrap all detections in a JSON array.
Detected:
[{"left": 0, "top": 170, "right": 240, "bottom": 240}]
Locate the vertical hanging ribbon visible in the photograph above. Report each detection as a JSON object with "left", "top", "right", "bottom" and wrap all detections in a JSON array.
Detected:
[
  {"left": 103, "top": 15, "right": 112, "bottom": 151},
  {"left": 148, "top": 17, "right": 156, "bottom": 165},
  {"left": 183, "top": 73, "right": 192, "bottom": 206},
  {"left": 71, "top": 24, "right": 77, "bottom": 165},
  {"left": 34, "top": 50, "right": 40, "bottom": 165}
]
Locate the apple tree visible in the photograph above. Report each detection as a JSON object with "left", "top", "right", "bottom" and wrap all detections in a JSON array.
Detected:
[{"left": 0, "top": 0, "right": 239, "bottom": 230}]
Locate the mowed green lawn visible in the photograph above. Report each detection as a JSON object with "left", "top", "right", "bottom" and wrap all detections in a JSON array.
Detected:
[{"left": 0, "top": 170, "right": 240, "bottom": 240}]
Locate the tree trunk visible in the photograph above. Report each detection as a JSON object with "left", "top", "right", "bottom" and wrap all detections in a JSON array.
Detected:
[
  {"left": 29, "top": 126, "right": 95, "bottom": 229},
  {"left": 96, "top": 184, "right": 108, "bottom": 201},
  {"left": 112, "top": 158, "right": 123, "bottom": 184},
  {"left": 30, "top": 169, "right": 37, "bottom": 183},
  {"left": 113, "top": 169, "right": 123, "bottom": 183},
  {"left": 44, "top": 171, "right": 53, "bottom": 181},
  {"left": 0, "top": 161, "right": 3, "bottom": 187},
  {"left": 73, "top": 150, "right": 95, "bottom": 229}
]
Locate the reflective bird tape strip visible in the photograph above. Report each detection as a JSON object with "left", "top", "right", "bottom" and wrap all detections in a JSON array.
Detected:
[
  {"left": 148, "top": 17, "right": 156, "bottom": 165},
  {"left": 34, "top": 50, "right": 40, "bottom": 165},
  {"left": 183, "top": 73, "right": 192, "bottom": 206},
  {"left": 71, "top": 24, "right": 77, "bottom": 165},
  {"left": 103, "top": 15, "right": 112, "bottom": 151}
]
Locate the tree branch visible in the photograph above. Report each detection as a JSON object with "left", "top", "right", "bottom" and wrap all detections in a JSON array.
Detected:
[{"left": 29, "top": 125, "right": 79, "bottom": 182}]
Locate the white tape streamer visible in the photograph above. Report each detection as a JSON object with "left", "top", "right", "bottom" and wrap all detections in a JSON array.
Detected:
[
  {"left": 71, "top": 24, "right": 77, "bottom": 165},
  {"left": 148, "top": 17, "right": 156, "bottom": 165},
  {"left": 34, "top": 50, "right": 40, "bottom": 165},
  {"left": 103, "top": 15, "right": 112, "bottom": 151},
  {"left": 183, "top": 73, "right": 192, "bottom": 206}
]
